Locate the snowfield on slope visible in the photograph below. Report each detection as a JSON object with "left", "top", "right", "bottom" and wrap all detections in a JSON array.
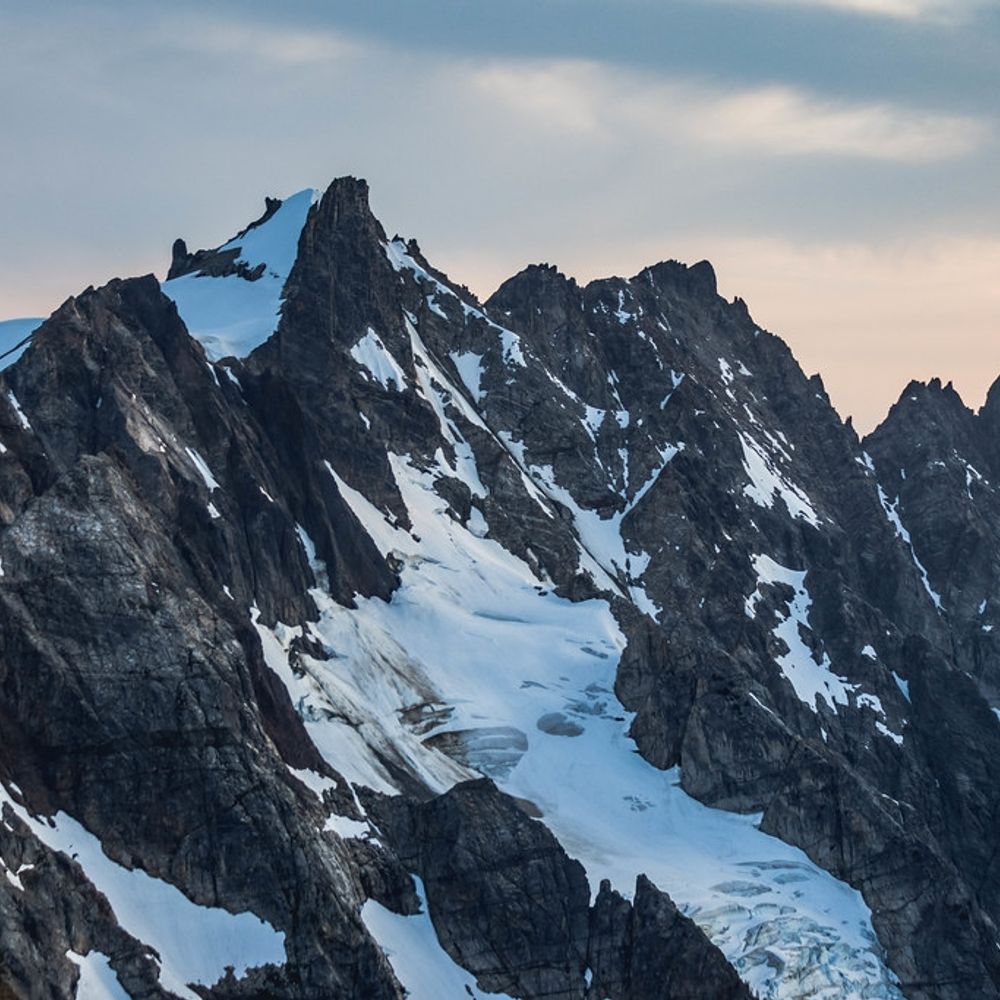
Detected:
[
  {"left": 258, "top": 454, "right": 902, "bottom": 1000},
  {"left": 161, "top": 189, "right": 318, "bottom": 361}
]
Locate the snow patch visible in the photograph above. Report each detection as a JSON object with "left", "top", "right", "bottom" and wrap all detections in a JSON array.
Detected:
[
  {"left": 287, "top": 766, "right": 337, "bottom": 799},
  {"left": 350, "top": 328, "right": 407, "bottom": 391},
  {"left": 363, "top": 877, "right": 515, "bottom": 1000},
  {"left": 661, "top": 369, "right": 685, "bottom": 410},
  {"left": 892, "top": 672, "right": 911, "bottom": 703},
  {"left": 739, "top": 432, "right": 820, "bottom": 527},
  {"left": 614, "top": 289, "right": 634, "bottom": 325},
  {"left": 324, "top": 812, "right": 371, "bottom": 839},
  {"left": 6, "top": 391, "right": 31, "bottom": 430},
  {"left": 449, "top": 350, "right": 485, "bottom": 402},
  {"left": 746, "top": 555, "right": 853, "bottom": 713},
  {"left": 183, "top": 447, "right": 220, "bottom": 491},
  {"left": 66, "top": 950, "right": 130, "bottom": 1000},
  {"left": 875, "top": 484, "right": 942, "bottom": 611},
  {"left": 384, "top": 239, "right": 460, "bottom": 318},
  {"left": 875, "top": 722, "right": 904, "bottom": 746},
  {"left": 404, "top": 315, "right": 487, "bottom": 499},
  {"left": 500, "top": 432, "right": 679, "bottom": 604},
  {"left": 500, "top": 329, "right": 526, "bottom": 368},
  {"left": 583, "top": 405, "right": 606, "bottom": 438},
  {"left": 856, "top": 693, "right": 884, "bottom": 714}
]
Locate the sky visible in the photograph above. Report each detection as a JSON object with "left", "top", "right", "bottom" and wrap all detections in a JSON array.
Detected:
[{"left": 1, "top": 0, "right": 997, "bottom": 431}]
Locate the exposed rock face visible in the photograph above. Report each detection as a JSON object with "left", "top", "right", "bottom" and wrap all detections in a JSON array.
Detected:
[
  {"left": 370, "top": 779, "right": 591, "bottom": 999},
  {"left": 588, "top": 876, "right": 750, "bottom": 1000},
  {"left": 1, "top": 176, "right": 999, "bottom": 999},
  {"left": 0, "top": 277, "right": 401, "bottom": 999}
]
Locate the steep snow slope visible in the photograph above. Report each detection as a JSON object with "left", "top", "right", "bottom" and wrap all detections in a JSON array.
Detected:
[{"left": 161, "top": 189, "right": 318, "bottom": 360}]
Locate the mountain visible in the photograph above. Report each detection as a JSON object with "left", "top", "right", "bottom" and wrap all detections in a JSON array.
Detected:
[{"left": 1, "top": 176, "right": 999, "bottom": 1000}]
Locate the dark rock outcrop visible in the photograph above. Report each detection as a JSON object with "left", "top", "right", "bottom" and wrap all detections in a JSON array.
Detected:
[{"left": 588, "top": 876, "right": 750, "bottom": 1000}]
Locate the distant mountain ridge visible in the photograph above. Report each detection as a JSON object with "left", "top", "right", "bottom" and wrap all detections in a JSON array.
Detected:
[{"left": 2, "top": 176, "right": 999, "bottom": 999}]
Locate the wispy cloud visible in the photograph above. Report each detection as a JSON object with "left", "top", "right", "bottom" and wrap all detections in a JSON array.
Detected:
[
  {"left": 472, "top": 59, "right": 989, "bottom": 162},
  {"left": 716, "top": 0, "right": 988, "bottom": 23},
  {"left": 685, "top": 85, "right": 988, "bottom": 160},
  {"left": 161, "top": 17, "right": 362, "bottom": 65}
]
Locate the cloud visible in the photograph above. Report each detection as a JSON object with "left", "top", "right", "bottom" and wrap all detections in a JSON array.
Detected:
[
  {"left": 161, "top": 16, "right": 362, "bottom": 66},
  {"left": 471, "top": 58, "right": 989, "bottom": 162},
  {"left": 686, "top": 85, "right": 988, "bottom": 160},
  {"left": 717, "top": 0, "right": 988, "bottom": 22}
]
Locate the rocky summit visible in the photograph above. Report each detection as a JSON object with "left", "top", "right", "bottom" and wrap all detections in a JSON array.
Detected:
[{"left": 1, "top": 177, "right": 999, "bottom": 1000}]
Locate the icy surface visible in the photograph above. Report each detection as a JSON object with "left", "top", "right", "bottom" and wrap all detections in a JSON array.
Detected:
[
  {"left": 257, "top": 454, "right": 901, "bottom": 999},
  {"left": 0, "top": 785, "right": 286, "bottom": 999},
  {"left": 362, "top": 876, "right": 515, "bottom": 1000},
  {"left": 0, "top": 318, "right": 42, "bottom": 372},
  {"left": 162, "top": 189, "right": 317, "bottom": 360},
  {"left": 66, "top": 950, "right": 130, "bottom": 1000}
]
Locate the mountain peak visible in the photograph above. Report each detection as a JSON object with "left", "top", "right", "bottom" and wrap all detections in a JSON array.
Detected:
[{"left": 315, "top": 175, "right": 373, "bottom": 223}]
